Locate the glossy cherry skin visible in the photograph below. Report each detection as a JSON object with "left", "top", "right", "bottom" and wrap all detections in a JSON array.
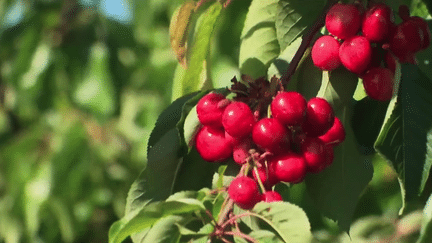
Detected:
[
  {"left": 222, "top": 101, "right": 255, "bottom": 138},
  {"left": 271, "top": 153, "right": 307, "bottom": 184},
  {"left": 228, "top": 176, "right": 261, "bottom": 209},
  {"left": 318, "top": 117, "right": 345, "bottom": 145},
  {"left": 311, "top": 35, "right": 342, "bottom": 71},
  {"left": 271, "top": 91, "right": 307, "bottom": 126},
  {"left": 301, "top": 137, "right": 327, "bottom": 173},
  {"left": 197, "top": 93, "right": 226, "bottom": 128},
  {"left": 362, "top": 67, "right": 394, "bottom": 101},
  {"left": 325, "top": 3, "right": 362, "bottom": 40},
  {"left": 362, "top": 3, "right": 395, "bottom": 43},
  {"left": 302, "top": 97, "right": 335, "bottom": 137},
  {"left": 261, "top": 191, "right": 283, "bottom": 202},
  {"left": 252, "top": 118, "right": 290, "bottom": 154},
  {"left": 195, "top": 126, "right": 233, "bottom": 162},
  {"left": 389, "top": 20, "right": 424, "bottom": 62},
  {"left": 339, "top": 36, "right": 372, "bottom": 74}
]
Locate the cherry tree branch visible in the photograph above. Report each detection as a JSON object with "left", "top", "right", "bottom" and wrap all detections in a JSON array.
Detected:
[{"left": 280, "top": 0, "right": 339, "bottom": 86}]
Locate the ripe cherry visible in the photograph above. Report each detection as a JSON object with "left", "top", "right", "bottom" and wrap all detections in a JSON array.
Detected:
[
  {"left": 233, "top": 137, "right": 253, "bottom": 165},
  {"left": 318, "top": 117, "right": 345, "bottom": 145},
  {"left": 410, "top": 16, "right": 431, "bottom": 50},
  {"left": 362, "top": 3, "right": 395, "bottom": 43},
  {"left": 197, "top": 93, "right": 227, "bottom": 128},
  {"left": 228, "top": 176, "right": 261, "bottom": 209},
  {"left": 261, "top": 191, "right": 283, "bottom": 202},
  {"left": 389, "top": 20, "right": 424, "bottom": 62},
  {"left": 362, "top": 67, "right": 394, "bottom": 101},
  {"left": 271, "top": 153, "right": 307, "bottom": 183},
  {"left": 301, "top": 137, "right": 327, "bottom": 173},
  {"left": 302, "top": 97, "right": 335, "bottom": 137},
  {"left": 195, "top": 126, "right": 233, "bottom": 162},
  {"left": 311, "top": 35, "right": 342, "bottom": 71},
  {"left": 339, "top": 36, "right": 372, "bottom": 74},
  {"left": 252, "top": 118, "right": 290, "bottom": 154},
  {"left": 271, "top": 91, "right": 307, "bottom": 126},
  {"left": 325, "top": 3, "right": 362, "bottom": 40},
  {"left": 222, "top": 101, "right": 255, "bottom": 138}
]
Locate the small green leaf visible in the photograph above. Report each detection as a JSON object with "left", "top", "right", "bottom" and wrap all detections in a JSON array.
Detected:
[
  {"left": 132, "top": 215, "right": 188, "bottom": 243},
  {"left": 251, "top": 202, "right": 313, "bottom": 242},
  {"left": 375, "top": 64, "right": 432, "bottom": 200},
  {"left": 109, "top": 199, "right": 205, "bottom": 243},
  {"left": 276, "top": 0, "right": 325, "bottom": 52},
  {"left": 239, "top": 0, "right": 280, "bottom": 79},
  {"left": 181, "top": 2, "right": 222, "bottom": 95}
]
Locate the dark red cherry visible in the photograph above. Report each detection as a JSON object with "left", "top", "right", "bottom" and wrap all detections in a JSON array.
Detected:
[
  {"left": 311, "top": 35, "right": 342, "bottom": 71},
  {"left": 339, "top": 36, "right": 372, "bottom": 74},
  {"left": 195, "top": 126, "right": 233, "bottom": 162},
  {"left": 326, "top": 3, "right": 362, "bottom": 40},
  {"left": 362, "top": 3, "right": 395, "bottom": 42},
  {"left": 302, "top": 97, "right": 335, "bottom": 137},
  {"left": 228, "top": 176, "right": 261, "bottom": 209},
  {"left": 271, "top": 153, "right": 307, "bottom": 183},
  {"left": 261, "top": 191, "right": 283, "bottom": 202},
  {"left": 362, "top": 67, "right": 394, "bottom": 101},
  {"left": 271, "top": 91, "right": 307, "bottom": 126},
  {"left": 252, "top": 118, "right": 290, "bottom": 154},
  {"left": 301, "top": 137, "right": 327, "bottom": 173},
  {"left": 318, "top": 117, "right": 345, "bottom": 145},
  {"left": 197, "top": 93, "right": 227, "bottom": 128},
  {"left": 222, "top": 101, "right": 256, "bottom": 138}
]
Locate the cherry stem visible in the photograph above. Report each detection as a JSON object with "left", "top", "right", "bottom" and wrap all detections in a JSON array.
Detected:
[
  {"left": 217, "top": 198, "right": 234, "bottom": 225},
  {"left": 279, "top": 0, "right": 339, "bottom": 87},
  {"left": 224, "top": 231, "right": 259, "bottom": 243},
  {"left": 253, "top": 166, "right": 267, "bottom": 194},
  {"left": 220, "top": 212, "right": 253, "bottom": 229}
]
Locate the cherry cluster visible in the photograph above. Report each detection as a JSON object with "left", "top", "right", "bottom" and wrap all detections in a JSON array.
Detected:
[
  {"left": 311, "top": 3, "right": 431, "bottom": 101},
  {"left": 195, "top": 90, "right": 345, "bottom": 209}
]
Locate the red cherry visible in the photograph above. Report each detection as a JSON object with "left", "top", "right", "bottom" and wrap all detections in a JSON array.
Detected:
[
  {"left": 222, "top": 101, "right": 256, "bottom": 138},
  {"left": 261, "top": 191, "right": 283, "bottom": 202},
  {"left": 362, "top": 67, "right": 394, "bottom": 101},
  {"left": 197, "top": 93, "right": 227, "bottom": 128},
  {"left": 301, "top": 137, "right": 327, "bottom": 173},
  {"left": 318, "top": 117, "right": 345, "bottom": 145},
  {"left": 271, "top": 153, "right": 307, "bottom": 183},
  {"left": 271, "top": 91, "right": 307, "bottom": 126},
  {"left": 362, "top": 3, "right": 395, "bottom": 43},
  {"left": 410, "top": 16, "right": 431, "bottom": 50},
  {"left": 233, "top": 137, "right": 253, "bottom": 165},
  {"left": 326, "top": 3, "right": 362, "bottom": 40},
  {"left": 339, "top": 36, "right": 372, "bottom": 74},
  {"left": 195, "top": 126, "right": 233, "bottom": 162},
  {"left": 311, "top": 35, "right": 342, "bottom": 71},
  {"left": 252, "top": 118, "right": 290, "bottom": 154},
  {"left": 389, "top": 20, "right": 424, "bottom": 61},
  {"left": 228, "top": 176, "right": 261, "bottom": 209},
  {"left": 252, "top": 165, "right": 278, "bottom": 189},
  {"left": 302, "top": 97, "right": 335, "bottom": 137}
]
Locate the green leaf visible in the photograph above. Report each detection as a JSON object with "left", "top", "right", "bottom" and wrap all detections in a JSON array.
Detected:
[
  {"left": 351, "top": 97, "right": 389, "bottom": 153},
  {"left": 109, "top": 199, "right": 205, "bottom": 243},
  {"left": 304, "top": 67, "right": 374, "bottom": 232},
  {"left": 181, "top": 2, "right": 222, "bottom": 95},
  {"left": 375, "top": 64, "right": 432, "bottom": 200},
  {"left": 418, "top": 193, "right": 432, "bottom": 243},
  {"left": 276, "top": 0, "right": 325, "bottom": 52},
  {"left": 73, "top": 42, "right": 116, "bottom": 119},
  {"left": 234, "top": 230, "right": 283, "bottom": 243},
  {"left": 126, "top": 90, "right": 218, "bottom": 219},
  {"left": 148, "top": 92, "right": 199, "bottom": 153},
  {"left": 251, "top": 202, "right": 313, "bottom": 242},
  {"left": 131, "top": 215, "right": 188, "bottom": 243},
  {"left": 239, "top": 0, "right": 280, "bottom": 79}
]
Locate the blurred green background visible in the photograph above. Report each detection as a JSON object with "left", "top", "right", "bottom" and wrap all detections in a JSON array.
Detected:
[{"left": 0, "top": 0, "right": 426, "bottom": 242}]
